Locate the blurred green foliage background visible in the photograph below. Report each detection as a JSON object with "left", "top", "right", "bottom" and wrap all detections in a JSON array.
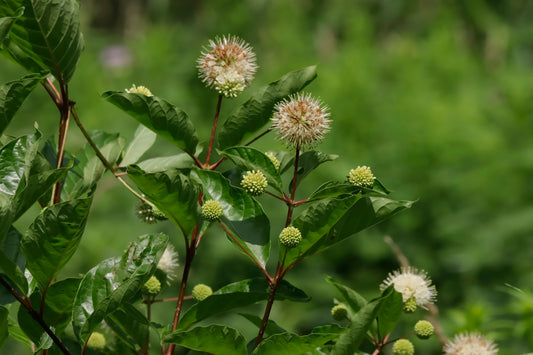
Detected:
[{"left": 2, "top": 0, "right": 533, "bottom": 353}]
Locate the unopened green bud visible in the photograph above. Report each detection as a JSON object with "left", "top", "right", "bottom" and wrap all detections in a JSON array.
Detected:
[
  {"left": 331, "top": 304, "right": 348, "bottom": 321},
  {"left": 192, "top": 284, "right": 212, "bottom": 301},
  {"left": 348, "top": 166, "right": 375, "bottom": 188},
  {"left": 136, "top": 200, "right": 167, "bottom": 224},
  {"left": 279, "top": 226, "right": 302, "bottom": 248},
  {"left": 142, "top": 276, "right": 161, "bottom": 297},
  {"left": 201, "top": 200, "right": 223, "bottom": 221},
  {"left": 414, "top": 320, "right": 434, "bottom": 339},
  {"left": 241, "top": 170, "right": 268, "bottom": 196},
  {"left": 392, "top": 339, "right": 414, "bottom": 355},
  {"left": 87, "top": 332, "right": 106, "bottom": 351},
  {"left": 265, "top": 152, "right": 280, "bottom": 170},
  {"left": 403, "top": 296, "right": 418, "bottom": 313}
]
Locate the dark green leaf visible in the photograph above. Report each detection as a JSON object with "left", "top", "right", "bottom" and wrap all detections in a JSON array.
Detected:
[
  {"left": 21, "top": 198, "right": 91, "bottom": 290},
  {"left": 17, "top": 278, "right": 80, "bottom": 345},
  {"left": 0, "top": 0, "right": 84, "bottom": 82},
  {"left": 178, "top": 278, "right": 308, "bottom": 331},
  {"left": 119, "top": 124, "right": 156, "bottom": 167},
  {"left": 72, "top": 234, "right": 167, "bottom": 343},
  {"left": 0, "top": 6, "right": 23, "bottom": 45},
  {"left": 290, "top": 151, "right": 338, "bottom": 190},
  {"left": 165, "top": 325, "right": 247, "bottom": 355},
  {"left": 102, "top": 91, "right": 198, "bottom": 154},
  {"left": 221, "top": 147, "right": 283, "bottom": 193},
  {"left": 308, "top": 182, "right": 360, "bottom": 201},
  {"left": 137, "top": 154, "right": 195, "bottom": 172},
  {"left": 239, "top": 313, "right": 286, "bottom": 336},
  {"left": 0, "top": 305, "right": 8, "bottom": 348},
  {"left": 0, "top": 73, "right": 44, "bottom": 135},
  {"left": 0, "top": 226, "right": 27, "bottom": 302},
  {"left": 105, "top": 303, "right": 149, "bottom": 352},
  {"left": 128, "top": 166, "right": 200, "bottom": 236},
  {"left": 376, "top": 286, "right": 403, "bottom": 337},
  {"left": 191, "top": 169, "right": 270, "bottom": 267},
  {"left": 252, "top": 332, "right": 338, "bottom": 355},
  {"left": 218, "top": 66, "right": 317, "bottom": 149},
  {"left": 325, "top": 276, "right": 367, "bottom": 314}
]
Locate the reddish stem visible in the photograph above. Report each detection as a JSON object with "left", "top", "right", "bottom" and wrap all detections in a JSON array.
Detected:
[{"left": 205, "top": 95, "right": 223, "bottom": 166}]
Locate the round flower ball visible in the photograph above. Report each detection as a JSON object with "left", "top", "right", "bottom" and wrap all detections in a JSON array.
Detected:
[
  {"left": 348, "top": 165, "right": 375, "bottom": 188},
  {"left": 241, "top": 170, "right": 268, "bottom": 196},
  {"left": 380, "top": 267, "right": 437, "bottom": 312},
  {"left": 87, "top": 332, "right": 106, "bottom": 351},
  {"left": 331, "top": 304, "right": 348, "bottom": 321},
  {"left": 192, "top": 284, "right": 213, "bottom": 301},
  {"left": 279, "top": 226, "right": 302, "bottom": 248},
  {"left": 392, "top": 339, "right": 415, "bottom": 355},
  {"left": 202, "top": 200, "right": 224, "bottom": 221},
  {"left": 414, "top": 320, "right": 434, "bottom": 339},
  {"left": 142, "top": 276, "right": 161, "bottom": 297}
]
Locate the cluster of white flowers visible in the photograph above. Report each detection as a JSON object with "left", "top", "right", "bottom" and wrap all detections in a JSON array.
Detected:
[
  {"left": 380, "top": 267, "right": 437, "bottom": 311},
  {"left": 444, "top": 332, "right": 498, "bottom": 355}
]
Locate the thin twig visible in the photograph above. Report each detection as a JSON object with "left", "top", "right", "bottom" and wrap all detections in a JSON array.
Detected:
[{"left": 205, "top": 95, "right": 223, "bottom": 166}]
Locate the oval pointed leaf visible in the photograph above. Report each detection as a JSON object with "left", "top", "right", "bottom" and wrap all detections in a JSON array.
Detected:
[
  {"left": 128, "top": 166, "right": 200, "bottom": 236},
  {"left": 137, "top": 154, "right": 194, "bottom": 172},
  {"left": 102, "top": 92, "right": 198, "bottom": 154},
  {"left": 119, "top": 124, "right": 156, "bottom": 167},
  {"left": 191, "top": 169, "right": 270, "bottom": 267},
  {"left": 21, "top": 198, "right": 91, "bottom": 290},
  {"left": 221, "top": 147, "right": 283, "bottom": 193},
  {"left": 0, "top": 73, "right": 44, "bottom": 135},
  {"left": 72, "top": 234, "right": 168, "bottom": 343},
  {"left": 253, "top": 332, "right": 339, "bottom": 355},
  {"left": 325, "top": 276, "right": 367, "bottom": 314},
  {"left": 218, "top": 66, "right": 317, "bottom": 149},
  {"left": 376, "top": 286, "right": 403, "bottom": 337},
  {"left": 165, "top": 325, "right": 247, "bottom": 355},
  {"left": 1, "top": 0, "right": 84, "bottom": 82},
  {"left": 0, "top": 227, "right": 28, "bottom": 301}
]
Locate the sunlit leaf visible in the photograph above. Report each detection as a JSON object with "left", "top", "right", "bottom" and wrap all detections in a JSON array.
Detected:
[
  {"left": 136, "top": 154, "right": 195, "bottom": 172},
  {"left": 218, "top": 66, "right": 317, "bottom": 149},
  {"left": 165, "top": 325, "right": 247, "bottom": 355},
  {"left": 119, "top": 124, "right": 156, "bottom": 167}
]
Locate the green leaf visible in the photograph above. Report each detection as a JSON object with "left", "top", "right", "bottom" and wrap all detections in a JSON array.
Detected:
[
  {"left": 239, "top": 313, "right": 286, "bottom": 336},
  {"left": 105, "top": 303, "right": 149, "bottom": 352},
  {"left": 0, "top": 226, "right": 28, "bottom": 302},
  {"left": 325, "top": 276, "right": 368, "bottom": 314},
  {"left": 102, "top": 91, "right": 198, "bottom": 154},
  {"left": 21, "top": 198, "right": 91, "bottom": 290},
  {"left": 128, "top": 166, "right": 200, "bottom": 236},
  {"left": 0, "top": 6, "right": 23, "bottom": 45},
  {"left": 136, "top": 154, "right": 195, "bottom": 172},
  {"left": 178, "top": 278, "right": 308, "bottom": 331},
  {"left": 191, "top": 169, "right": 270, "bottom": 267},
  {"left": 221, "top": 147, "right": 283, "bottom": 193},
  {"left": 285, "top": 196, "right": 413, "bottom": 267},
  {"left": 119, "top": 124, "right": 156, "bottom": 167},
  {"left": 218, "top": 66, "right": 317, "bottom": 149},
  {"left": 291, "top": 151, "right": 338, "bottom": 190},
  {"left": 0, "top": 73, "right": 44, "bottom": 135},
  {"left": 253, "top": 332, "right": 339, "bottom": 355},
  {"left": 17, "top": 278, "right": 80, "bottom": 345},
  {"left": 0, "top": 0, "right": 84, "bottom": 82},
  {"left": 376, "top": 286, "right": 403, "bottom": 337},
  {"left": 0, "top": 305, "right": 8, "bottom": 348},
  {"left": 72, "top": 234, "right": 167, "bottom": 343},
  {"left": 165, "top": 325, "right": 247, "bottom": 355}
]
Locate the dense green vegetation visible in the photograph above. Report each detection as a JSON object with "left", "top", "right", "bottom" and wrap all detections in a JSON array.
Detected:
[{"left": 2, "top": 0, "right": 533, "bottom": 353}]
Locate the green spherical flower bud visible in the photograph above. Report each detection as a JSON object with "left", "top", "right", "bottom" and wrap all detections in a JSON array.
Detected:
[
  {"left": 125, "top": 84, "right": 153, "bottom": 96},
  {"left": 403, "top": 296, "right": 418, "bottom": 313},
  {"left": 265, "top": 152, "right": 280, "bottom": 170},
  {"left": 414, "top": 320, "right": 434, "bottom": 339},
  {"left": 279, "top": 226, "right": 302, "bottom": 248},
  {"left": 348, "top": 166, "right": 375, "bottom": 188},
  {"left": 331, "top": 304, "right": 348, "bottom": 321},
  {"left": 192, "top": 284, "right": 212, "bottom": 301},
  {"left": 87, "top": 332, "right": 106, "bottom": 351},
  {"left": 136, "top": 200, "right": 167, "bottom": 224},
  {"left": 392, "top": 339, "right": 415, "bottom": 355},
  {"left": 201, "top": 200, "right": 224, "bottom": 221},
  {"left": 241, "top": 170, "right": 268, "bottom": 196},
  {"left": 142, "top": 276, "right": 161, "bottom": 297}
]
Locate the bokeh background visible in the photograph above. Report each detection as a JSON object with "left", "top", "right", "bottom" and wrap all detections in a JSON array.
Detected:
[{"left": 2, "top": 0, "right": 533, "bottom": 353}]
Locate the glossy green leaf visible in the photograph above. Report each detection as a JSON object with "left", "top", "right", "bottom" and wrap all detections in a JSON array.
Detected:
[
  {"left": 128, "top": 166, "right": 199, "bottom": 236},
  {"left": 218, "top": 66, "right": 317, "bottom": 149},
  {"left": 376, "top": 286, "right": 403, "bottom": 337},
  {"left": 191, "top": 169, "right": 270, "bottom": 267},
  {"left": 239, "top": 313, "right": 286, "bottom": 336},
  {"left": 0, "top": 73, "right": 44, "bottom": 135},
  {"left": 119, "top": 124, "right": 156, "bottom": 167},
  {"left": 21, "top": 198, "right": 91, "bottom": 290},
  {"left": 290, "top": 151, "right": 338, "bottom": 190},
  {"left": 165, "top": 325, "right": 247, "bottom": 355},
  {"left": 102, "top": 91, "right": 198, "bottom": 154},
  {"left": 136, "top": 154, "right": 195, "bottom": 172},
  {"left": 178, "top": 278, "right": 308, "bottom": 331},
  {"left": 0, "top": 305, "right": 7, "bottom": 348},
  {"left": 0, "top": 226, "right": 27, "bottom": 303},
  {"left": 0, "top": 6, "right": 22, "bottom": 44},
  {"left": 105, "top": 303, "right": 149, "bottom": 352},
  {"left": 17, "top": 278, "right": 80, "bottom": 346},
  {"left": 309, "top": 182, "right": 362, "bottom": 201},
  {"left": 0, "top": 0, "right": 84, "bottom": 82},
  {"left": 72, "top": 234, "right": 167, "bottom": 343},
  {"left": 221, "top": 147, "right": 283, "bottom": 193},
  {"left": 253, "top": 332, "right": 339, "bottom": 355},
  {"left": 325, "top": 276, "right": 367, "bottom": 314}
]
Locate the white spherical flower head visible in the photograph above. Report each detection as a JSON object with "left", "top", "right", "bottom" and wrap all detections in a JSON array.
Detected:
[
  {"left": 380, "top": 267, "right": 437, "bottom": 310},
  {"left": 444, "top": 332, "right": 498, "bottom": 355},
  {"left": 197, "top": 35, "right": 257, "bottom": 97},
  {"left": 157, "top": 245, "right": 179, "bottom": 284},
  {"left": 125, "top": 84, "right": 153, "bottom": 96},
  {"left": 272, "top": 93, "right": 330, "bottom": 149}
]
